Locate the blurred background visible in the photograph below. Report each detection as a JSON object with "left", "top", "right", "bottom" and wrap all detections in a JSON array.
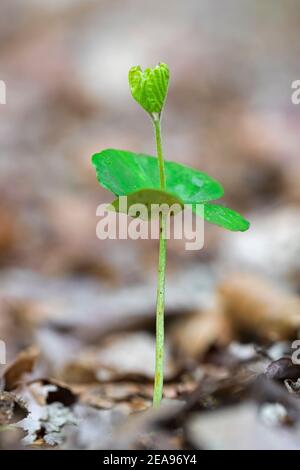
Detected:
[{"left": 1, "top": 0, "right": 300, "bottom": 450}]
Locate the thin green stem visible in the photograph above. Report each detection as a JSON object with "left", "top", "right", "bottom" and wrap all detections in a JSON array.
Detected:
[
  {"left": 152, "top": 116, "right": 167, "bottom": 407},
  {"left": 153, "top": 118, "right": 166, "bottom": 190}
]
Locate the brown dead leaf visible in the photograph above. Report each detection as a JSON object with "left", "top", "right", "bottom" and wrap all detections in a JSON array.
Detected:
[
  {"left": 59, "top": 362, "right": 98, "bottom": 385},
  {"left": 60, "top": 332, "right": 177, "bottom": 384},
  {"left": 0, "top": 206, "right": 18, "bottom": 256},
  {"left": 169, "top": 309, "right": 232, "bottom": 361},
  {"left": 219, "top": 274, "right": 300, "bottom": 341},
  {"left": 78, "top": 382, "right": 151, "bottom": 409},
  {"left": 66, "top": 373, "right": 199, "bottom": 414},
  {"left": 4, "top": 346, "right": 39, "bottom": 391}
]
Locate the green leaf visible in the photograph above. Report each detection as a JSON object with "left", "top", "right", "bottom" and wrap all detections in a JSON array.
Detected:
[
  {"left": 193, "top": 203, "right": 250, "bottom": 232},
  {"left": 128, "top": 63, "right": 169, "bottom": 115},
  {"left": 92, "top": 149, "right": 224, "bottom": 203},
  {"left": 110, "top": 188, "right": 183, "bottom": 220}
]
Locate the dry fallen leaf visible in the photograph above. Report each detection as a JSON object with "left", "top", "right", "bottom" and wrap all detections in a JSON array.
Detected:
[
  {"left": 169, "top": 309, "right": 232, "bottom": 361},
  {"left": 3, "top": 346, "right": 39, "bottom": 391},
  {"left": 218, "top": 274, "right": 300, "bottom": 341},
  {"left": 60, "top": 332, "right": 177, "bottom": 384}
]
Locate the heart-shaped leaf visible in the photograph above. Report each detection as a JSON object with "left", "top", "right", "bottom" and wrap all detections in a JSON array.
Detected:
[
  {"left": 92, "top": 149, "right": 224, "bottom": 203},
  {"left": 193, "top": 203, "right": 250, "bottom": 231},
  {"left": 128, "top": 63, "right": 170, "bottom": 115},
  {"left": 110, "top": 188, "right": 183, "bottom": 220}
]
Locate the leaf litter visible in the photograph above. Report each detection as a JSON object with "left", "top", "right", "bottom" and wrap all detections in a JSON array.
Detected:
[{"left": 1, "top": 268, "right": 300, "bottom": 449}]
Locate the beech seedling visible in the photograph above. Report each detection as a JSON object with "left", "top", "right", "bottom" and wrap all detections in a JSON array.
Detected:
[{"left": 91, "top": 63, "right": 250, "bottom": 407}]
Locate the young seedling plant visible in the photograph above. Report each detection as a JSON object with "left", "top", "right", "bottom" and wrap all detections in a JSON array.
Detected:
[{"left": 91, "top": 63, "right": 250, "bottom": 407}]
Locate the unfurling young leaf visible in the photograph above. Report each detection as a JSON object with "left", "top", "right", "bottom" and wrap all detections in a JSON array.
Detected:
[{"left": 128, "top": 63, "right": 170, "bottom": 115}]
